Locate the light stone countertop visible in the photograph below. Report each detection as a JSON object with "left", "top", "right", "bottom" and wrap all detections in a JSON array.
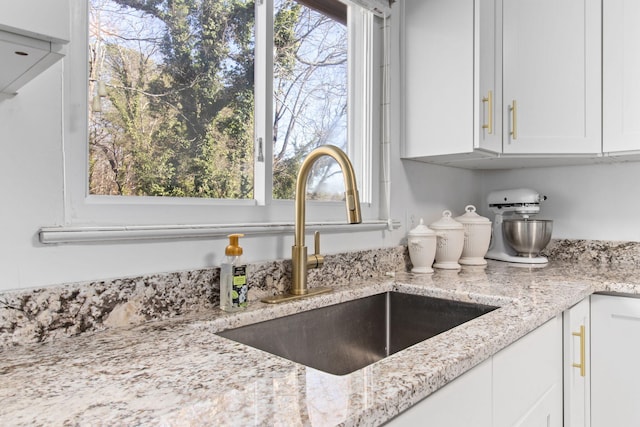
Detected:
[{"left": 1, "top": 260, "right": 639, "bottom": 426}]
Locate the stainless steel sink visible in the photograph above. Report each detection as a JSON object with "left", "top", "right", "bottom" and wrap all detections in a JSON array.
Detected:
[{"left": 217, "top": 292, "right": 498, "bottom": 375}]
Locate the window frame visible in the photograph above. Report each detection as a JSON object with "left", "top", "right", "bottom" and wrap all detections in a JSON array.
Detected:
[{"left": 61, "top": 0, "right": 380, "bottom": 230}]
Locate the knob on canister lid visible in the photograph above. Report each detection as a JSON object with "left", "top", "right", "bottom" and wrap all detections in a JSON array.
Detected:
[
  {"left": 454, "top": 205, "right": 491, "bottom": 224},
  {"left": 429, "top": 210, "right": 464, "bottom": 230},
  {"left": 408, "top": 218, "right": 436, "bottom": 237}
]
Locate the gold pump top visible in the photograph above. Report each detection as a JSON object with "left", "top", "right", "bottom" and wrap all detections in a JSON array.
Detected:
[{"left": 225, "top": 233, "right": 244, "bottom": 256}]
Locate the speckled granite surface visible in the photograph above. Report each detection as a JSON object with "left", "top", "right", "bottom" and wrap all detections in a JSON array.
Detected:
[
  {"left": 0, "top": 247, "right": 408, "bottom": 347},
  {"left": 2, "top": 240, "right": 640, "bottom": 426},
  {"left": 4, "top": 239, "right": 638, "bottom": 348},
  {"left": 2, "top": 256, "right": 640, "bottom": 426},
  {"left": 543, "top": 238, "right": 640, "bottom": 265}
]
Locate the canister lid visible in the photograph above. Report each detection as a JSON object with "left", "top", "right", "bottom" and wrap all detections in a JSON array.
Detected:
[
  {"left": 429, "top": 210, "right": 464, "bottom": 230},
  {"left": 408, "top": 218, "right": 436, "bottom": 237},
  {"left": 454, "top": 205, "right": 491, "bottom": 224}
]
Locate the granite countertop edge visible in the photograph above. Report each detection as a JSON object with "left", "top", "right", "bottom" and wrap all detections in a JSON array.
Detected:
[{"left": 1, "top": 260, "right": 638, "bottom": 426}]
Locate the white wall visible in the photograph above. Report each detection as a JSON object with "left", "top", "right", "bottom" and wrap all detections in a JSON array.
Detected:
[
  {"left": 0, "top": 9, "right": 480, "bottom": 292},
  {"left": 479, "top": 162, "right": 640, "bottom": 241}
]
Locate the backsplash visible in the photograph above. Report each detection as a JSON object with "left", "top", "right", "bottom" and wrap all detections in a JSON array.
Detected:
[
  {"left": 3, "top": 239, "right": 638, "bottom": 348},
  {"left": 0, "top": 246, "right": 408, "bottom": 347},
  {"left": 542, "top": 239, "right": 640, "bottom": 265}
]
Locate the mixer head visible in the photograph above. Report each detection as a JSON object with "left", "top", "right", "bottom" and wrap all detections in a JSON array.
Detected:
[{"left": 487, "top": 188, "right": 546, "bottom": 216}]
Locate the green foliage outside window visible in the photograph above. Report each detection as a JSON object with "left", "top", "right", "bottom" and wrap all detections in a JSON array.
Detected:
[{"left": 89, "top": 0, "right": 347, "bottom": 200}]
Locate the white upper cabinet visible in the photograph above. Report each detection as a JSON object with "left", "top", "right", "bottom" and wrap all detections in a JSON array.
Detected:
[
  {"left": 0, "top": 0, "right": 70, "bottom": 43},
  {"left": 603, "top": 0, "right": 640, "bottom": 154},
  {"left": 402, "top": 0, "right": 602, "bottom": 168},
  {"left": 402, "top": 0, "right": 500, "bottom": 162},
  {"left": 502, "top": 0, "right": 601, "bottom": 155},
  {"left": 0, "top": 0, "right": 69, "bottom": 98},
  {"left": 477, "top": 0, "right": 502, "bottom": 155}
]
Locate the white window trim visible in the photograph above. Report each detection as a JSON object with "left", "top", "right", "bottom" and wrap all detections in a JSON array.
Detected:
[{"left": 48, "top": 0, "right": 383, "bottom": 242}]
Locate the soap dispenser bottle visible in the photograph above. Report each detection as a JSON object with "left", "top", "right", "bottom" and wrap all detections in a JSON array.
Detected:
[{"left": 220, "top": 233, "right": 248, "bottom": 312}]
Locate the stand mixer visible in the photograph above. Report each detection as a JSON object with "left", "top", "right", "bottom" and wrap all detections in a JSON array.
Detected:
[{"left": 485, "top": 188, "right": 551, "bottom": 264}]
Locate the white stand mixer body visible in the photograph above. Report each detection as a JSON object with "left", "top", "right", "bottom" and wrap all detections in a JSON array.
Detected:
[{"left": 485, "top": 188, "right": 549, "bottom": 264}]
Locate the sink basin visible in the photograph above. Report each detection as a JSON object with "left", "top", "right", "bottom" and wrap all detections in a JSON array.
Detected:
[{"left": 217, "top": 291, "right": 498, "bottom": 375}]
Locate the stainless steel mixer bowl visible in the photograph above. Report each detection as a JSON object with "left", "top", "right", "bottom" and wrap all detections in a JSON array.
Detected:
[{"left": 502, "top": 219, "right": 553, "bottom": 257}]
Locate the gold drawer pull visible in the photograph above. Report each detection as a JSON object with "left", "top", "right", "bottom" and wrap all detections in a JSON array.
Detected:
[
  {"left": 510, "top": 100, "right": 518, "bottom": 140},
  {"left": 482, "top": 90, "right": 493, "bottom": 134},
  {"left": 572, "top": 325, "right": 585, "bottom": 377}
]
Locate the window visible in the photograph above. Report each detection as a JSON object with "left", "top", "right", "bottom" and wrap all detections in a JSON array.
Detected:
[
  {"left": 88, "top": 0, "right": 256, "bottom": 199},
  {"left": 63, "top": 0, "right": 379, "bottom": 228},
  {"left": 272, "top": 0, "right": 348, "bottom": 201}
]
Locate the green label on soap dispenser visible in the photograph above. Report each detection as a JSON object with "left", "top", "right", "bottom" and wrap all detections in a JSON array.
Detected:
[{"left": 232, "top": 265, "right": 247, "bottom": 307}]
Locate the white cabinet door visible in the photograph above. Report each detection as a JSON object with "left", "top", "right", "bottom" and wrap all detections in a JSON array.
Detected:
[
  {"left": 493, "top": 316, "right": 563, "bottom": 427},
  {"left": 389, "top": 316, "right": 564, "bottom": 426},
  {"left": 502, "top": 0, "right": 601, "bottom": 155},
  {"left": 402, "top": 0, "right": 499, "bottom": 160},
  {"left": 403, "top": 0, "right": 475, "bottom": 159},
  {"left": 0, "top": 0, "right": 70, "bottom": 43},
  {"left": 403, "top": 0, "right": 602, "bottom": 165},
  {"left": 0, "top": 0, "right": 69, "bottom": 97},
  {"left": 603, "top": 0, "right": 640, "bottom": 154},
  {"left": 385, "top": 359, "right": 492, "bottom": 427},
  {"left": 563, "top": 298, "right": 590, "bottom": 427},
  {"left": 591, "top": 294, "right": 640, "bottom": 426},
  {"left": 476, "top": 0, "right": 502, "bottom": 154}
]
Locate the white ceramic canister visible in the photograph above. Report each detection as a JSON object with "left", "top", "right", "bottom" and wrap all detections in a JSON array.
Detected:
[
  {"left": 429, "top": 210, "right": 465, "bottom": 270},
  {"left": 454, "top": 205, "right": 492, "bottom": 266},
  {"left": 407, "top": 218, "right": 437, "bottom": 274}
]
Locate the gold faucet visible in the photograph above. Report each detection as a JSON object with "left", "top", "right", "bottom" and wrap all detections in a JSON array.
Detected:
[{"left": 262, "top": 145, "right": 362, "bottom": 304}]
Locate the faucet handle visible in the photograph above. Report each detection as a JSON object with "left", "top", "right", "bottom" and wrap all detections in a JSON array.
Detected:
[
  {"left": 307, "top": 231, "right": 325, "bottom": 269},
  {"left": 314, "top": 231, "right": 321, "bottom": 255}
]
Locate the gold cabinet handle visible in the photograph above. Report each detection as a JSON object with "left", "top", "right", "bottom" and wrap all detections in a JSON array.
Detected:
[
  {"left": 482, "top": 90, "right": 493, "bottom": 134},
  {"left": 572, "top": 325, "right": 586, "bottom": 377},
  {"left": 510, "top": 100, "right": 518, "bottom": 140}
]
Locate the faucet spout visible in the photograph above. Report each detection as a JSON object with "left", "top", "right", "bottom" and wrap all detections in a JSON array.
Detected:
[
  {"left": 294, "top": 145, "right": 362, "bottom": 249},
  {"left": 262, "top": 145, "right": 362, "bottom": 303}
]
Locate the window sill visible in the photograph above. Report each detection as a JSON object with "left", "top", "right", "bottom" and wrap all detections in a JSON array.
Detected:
[{"left": 39, "top": 220, "right": 401, "bottom": 244}]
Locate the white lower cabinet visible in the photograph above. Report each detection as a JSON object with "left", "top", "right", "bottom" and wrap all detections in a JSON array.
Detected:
[
  {"left": 564, "top": 298, "right": 590, "bottom": 427},
  {"left": 591, "top": 294, "right": 640, "bottom": 426},
  {"left": 493, "top": 316, "right": 563, "bottom": 427},
  {"left": 386, "top": 316, "right": 562, "bottom": 426},
  {"left": 387, "top": 358, "right": 492, "bottom": 427}
]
